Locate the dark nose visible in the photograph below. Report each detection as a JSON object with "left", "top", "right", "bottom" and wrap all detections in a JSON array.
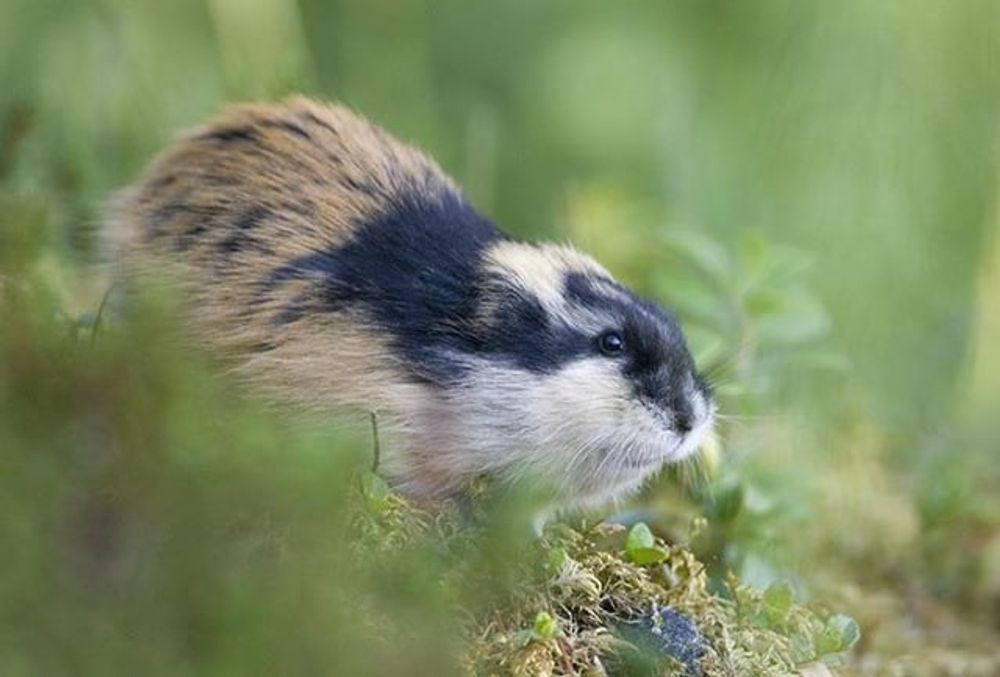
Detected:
[
  {"left": 674, "top": 410, "right": 693, "bottom": 434},
  {"left": 669, "top": 392, "right": 694, "bottom": 433},
  {"left": 637, "top": 368, "right": 696, "bottom": 433}
]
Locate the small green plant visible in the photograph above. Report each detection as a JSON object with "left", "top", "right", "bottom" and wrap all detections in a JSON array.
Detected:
[
  {"left": 653, "top": 228, "right": 842, "bottom": 413},
  {"left": 728, "top": 573, "right": 860, "bottom": 668},
  {"left": 625, "top": 522, "right": 669, "bottom": 566},
  {"left": 816, "top": 614, "right": 861, "bottom": 657},
  {"left": 762, "top": 580, "right": 796, "bottom": 628},
  {"left": 531, "top": 611, "right": 560, "bottom": 642}
]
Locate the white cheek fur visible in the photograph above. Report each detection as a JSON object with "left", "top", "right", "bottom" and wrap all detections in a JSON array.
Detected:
[{"left": 377, "top": 356, "right": 714, "bottom": 510}]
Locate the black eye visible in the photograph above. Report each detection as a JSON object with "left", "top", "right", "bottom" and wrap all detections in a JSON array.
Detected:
[{"left": 597, "top": 331, "right": 624, "bottom": 356}]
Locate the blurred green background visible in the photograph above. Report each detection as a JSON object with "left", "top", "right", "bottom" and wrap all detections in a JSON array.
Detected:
[{"left": 1, "top": 0, "right": 999, "bottom": 674}]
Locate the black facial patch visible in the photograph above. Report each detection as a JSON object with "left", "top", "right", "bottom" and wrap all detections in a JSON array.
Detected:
[
  {"left": 263, "top": 185, "right": 508, "bottom": 383},
  {"left": 474, "top": 284, "right": 591, "bottom": 373},
  {"left": 564, "top": 272, "right": 699, "bottom": 420},
  {"left": 564, "top": 270, "right": 619, "bottom": 305}
]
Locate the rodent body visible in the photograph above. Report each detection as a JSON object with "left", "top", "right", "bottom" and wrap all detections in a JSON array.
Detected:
[{"left": 107, "top": 97, "right": 714, "bottom": 510}]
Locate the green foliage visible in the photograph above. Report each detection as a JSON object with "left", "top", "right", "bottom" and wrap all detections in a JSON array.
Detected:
[
  {"left": 816, "top": 615, "right": 861, "bottom": 658},
  {"left": 531, "top": 611, "right": 560, "bottom": 642},
  {"left": 763, "top": 580, "right": 796, "bottom": 629},
  {"left": 625, "top": 522, "right": 670, "bottom": 566},
  {"left": 653, "top": 229, "right": 842, "bottom": 411},
  {"left": 0, "top": 284, "right": 459, "bottom": 676}
]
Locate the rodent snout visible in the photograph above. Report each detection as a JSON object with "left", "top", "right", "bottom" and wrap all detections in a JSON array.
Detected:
[
  {"left": 674, "top": 409, "right": 694, "bottom": 434},
  {"left": 660, "top": 385, "right": 712, "bottom": 436},
  {"left": 653, "top": 384, "right": 699, "bottom": 434}
]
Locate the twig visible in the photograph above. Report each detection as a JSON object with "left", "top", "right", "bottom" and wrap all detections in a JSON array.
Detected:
[{"left": 369, "top": 410, "right": 381, "bottom": 473}]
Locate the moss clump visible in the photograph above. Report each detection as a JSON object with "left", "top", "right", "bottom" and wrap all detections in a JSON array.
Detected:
[
  {"left": 352, "top": 479, "right": 857, "bottom": 676},
  {"left": 470, "top": 524, "right": 856, "bottom": 675}
]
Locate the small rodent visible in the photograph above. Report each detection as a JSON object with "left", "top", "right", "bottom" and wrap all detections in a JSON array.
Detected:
[{"left": 106, "top": 97, "right": 714, "bottom": 511}]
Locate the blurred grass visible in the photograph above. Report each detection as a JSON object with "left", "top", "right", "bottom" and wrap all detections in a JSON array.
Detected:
[
  {"left": 2, "top": 0, "right": 999, "bottom": 674},
  {"left": 0, "top": 285, "right": 474, "bottom": 677}
]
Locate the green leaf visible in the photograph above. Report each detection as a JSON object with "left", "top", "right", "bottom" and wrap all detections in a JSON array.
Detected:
[
  {"left": 830, "top": 614, "right": 861, "bottom": 651},
  {"left": 763, "top": 580, "right": 795, "bottom": 626},
  {"left": 625, "top": 522, "right": 655, "bottom": 551},
  {"left": 651, "top": 267, "right": 732, "bottom": 332},
  {"left": 659, "top": 230, "right": 734, "bottom": 288},
  {"left": 816, "top": 614, "right": 861, "bottom": 655},
  {"left": 625, "top": 523, "right": 668, "bottom": 565},
  {"left": 532, "top": 611, "right": 559, "bottom": 641},
  {"left": 628, "top": 546, "right": 669, "bottom": 565}
]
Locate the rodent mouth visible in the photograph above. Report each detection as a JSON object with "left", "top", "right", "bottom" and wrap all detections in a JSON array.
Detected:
[
  {"left": 621, "top": 440, "right": 682, "bottom": 470},
  {"left": 623, "top": 409, "right": 713, "bottom": 470}
]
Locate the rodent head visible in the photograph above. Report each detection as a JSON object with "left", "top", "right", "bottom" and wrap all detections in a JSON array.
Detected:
[{"left": 420, "top": 242, "right": 714, "bottom": 508}]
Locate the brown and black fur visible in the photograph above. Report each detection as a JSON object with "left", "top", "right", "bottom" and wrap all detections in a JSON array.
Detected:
[{"left": 107, "top": 97, "right": 714, "bottom": 509}]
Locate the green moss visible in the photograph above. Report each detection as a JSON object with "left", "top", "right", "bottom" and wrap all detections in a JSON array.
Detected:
[
  {"left": 467, "top": 523, "right": 854, "bottom": 675},
  {"left": 351, "top": 477, "right": 856, "bottom": 676}
]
